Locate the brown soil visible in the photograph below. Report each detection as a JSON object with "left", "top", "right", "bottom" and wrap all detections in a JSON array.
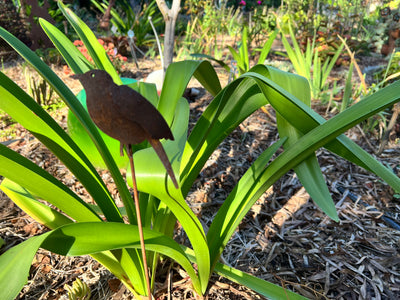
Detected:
[{"left": 1, "top": 56, "right": 400, "bottom": 300}]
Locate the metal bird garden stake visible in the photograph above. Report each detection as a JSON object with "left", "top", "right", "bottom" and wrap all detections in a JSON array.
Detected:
[{"left": 72, "top": 70, "right": 179, "bottom": 299}]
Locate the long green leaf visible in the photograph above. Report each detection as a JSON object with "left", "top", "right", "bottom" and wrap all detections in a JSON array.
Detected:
[
  {"left": 264, "top": 65, "right": 338, "bottom": 220},
  {"left": 244, "top": 67, "right": 400, "bottom": 192},
  {"left": 228, "top": 45, "right": 246, "bottom": 74},
  {"left": 0, "top": 233, "right": 49, "bottom": 300},
  {"left": 257, "top": 29, "right": 278, "bottom": 65},
  {"left": 0, "top": 178, "right": 73, "bottom": 228},
  {"left": 181, "top": 79, "right": 265, "bottom": 195},
  {"left": 159, "top": 60, "right": 221, "bottom": 126},
  {"left": 0, "top": 143, "right": 100, "bottom": 222},
  {"left": 131, "top": 98, "right": 210, "bottom": 293},
  {"left": 41, "top": 222, "right": 201, "bottom": 293},
  {"left": 57, "top": 1, "right": 121, "bottom": 83},
  {"left": 207, "top": 66, "right": 400, "bottom": 269},
  {"left": 225, "top": 77, "right": 400, "bottom": 229},
  {"left": 39, "top": 18, "right": 93, "bottom": 74},
  {"left": 0, "top": 222, "right": 201, "bottom": 300},
  {"left": 215, "top": 263, "right": 307, "bottom": 300},
  {"left": 0, "top": 71, "right": 122, "bottom": 221},
  {"left": 321, "top": 42, "right": 344, "bottom": 87}
]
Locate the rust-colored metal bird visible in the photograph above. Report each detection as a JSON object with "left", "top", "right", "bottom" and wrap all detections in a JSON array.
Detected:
[
  {"left": 72, "top": 69, "right": 179, "bottom": 299},
  {"left": 71, "top": 69, "right": 178, "bottom": 189}
]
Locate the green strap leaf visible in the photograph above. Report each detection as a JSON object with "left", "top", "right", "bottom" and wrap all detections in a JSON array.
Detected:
[
  {"left": 181, "top": 78, "right": 265, "bottom": 195},
  {"left": 0, "top": 233, "right": 50, "bottom": 300},
  {"left": 0, "top": 143, "right": 100, "bottom": 222},
  {"left": 130, "top": 98, "right": 210, "bottom": 293},
  {"left": 0, "top": 222, "right": 201, "bottom": 300},
  {"left": 214, "top": 263, "right": 308, "bottom": 300},
  {"left": 243, "top": 67, "right": 400, "bottom": 192},
  {"left": 57, "top": 1, "right": 121, "bottom": 83},
  {"left": 0, "top": 71, "right": 122, "bottom": 221},
  {"left": 260, "top": 65, "right": 338, "bottom": 221},
  {"left": 257, "top": 29, "right": 278, "bottom": 65},
  {"left": 39, "top": 18, "right": 93, "bottom": 74},
  {"left": 0, "top": 178, "right": 73, "bottom": 229},
  {"left": 159, "top": 60, "right": 221, "bottom": 126}
]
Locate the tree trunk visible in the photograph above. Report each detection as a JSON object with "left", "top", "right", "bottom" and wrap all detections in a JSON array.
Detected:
[{"left": 156, "top": 0, "right": 181, "bottom": 76}]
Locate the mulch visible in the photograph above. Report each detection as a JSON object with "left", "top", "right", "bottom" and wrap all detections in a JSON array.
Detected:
[{"left": 1, "top": 57, "right": 400, "bottom": 299}]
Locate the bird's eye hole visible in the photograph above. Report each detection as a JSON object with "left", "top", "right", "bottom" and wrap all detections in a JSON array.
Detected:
[{"left": 91, "top": 73, "right": 95, "bottom": 78}]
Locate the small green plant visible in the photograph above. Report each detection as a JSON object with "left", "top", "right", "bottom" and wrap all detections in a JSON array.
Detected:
[
  {"left": 23, "top": 64, "right": 57, "bottom": 107},
  {"left": 279, "top": 23, "right": 344, "bottom": 101},
  {"left": 247, "top": 5, "right": 276, "bottom": 46},
  {"left": 228, "top": 26, "right": 278, "bottom": 76},
  {"left": 373, "top": 51, "right": 400, "bottom": 86},
  {"left": 35, "top": 47, "right": 64, "bottom": 65},
  {"left": 91, "top": 0, "right": 163, "bottom": 47},
  {"left": 176, "top": 16, "right": 207, "bottom": 60},
  {"left": 180, "top": 0, "right": 243, "bottom": 59},
  {"left": 64, "top": 278, "right": 91, "bottom": 300},
  {"left": 193, "top": 27, "right": 278, "bottom": 79}
]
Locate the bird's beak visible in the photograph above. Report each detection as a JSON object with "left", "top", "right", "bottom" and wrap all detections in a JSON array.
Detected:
[{"left": 70, "top": 74, "right": 82, "bottom": 80}]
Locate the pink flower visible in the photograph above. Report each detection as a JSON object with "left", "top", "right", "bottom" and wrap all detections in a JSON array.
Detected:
[
  {"left": 257, "top": 0, "right": 262, "bottom": 4},
  {"left": 239, "top": 0, "right": 246, "bottom": 5}
]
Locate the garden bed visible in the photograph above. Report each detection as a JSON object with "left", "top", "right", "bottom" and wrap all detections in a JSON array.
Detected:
[{"left": 1, "top": 56, "right": 400, "bottom": 299}]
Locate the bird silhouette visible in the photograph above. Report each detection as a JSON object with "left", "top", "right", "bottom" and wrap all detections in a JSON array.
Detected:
[{"left": 71, "top": 69, "right": 179, "bottom": 189}]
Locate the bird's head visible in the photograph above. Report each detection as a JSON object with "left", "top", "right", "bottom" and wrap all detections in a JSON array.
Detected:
[{"left": 71, "top": 70, "right": 113, "bottom": 88}]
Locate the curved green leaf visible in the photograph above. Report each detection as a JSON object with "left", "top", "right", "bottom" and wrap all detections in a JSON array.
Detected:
[
  {"left": 257, "top": 29, "right": 278, "bottom": 65},
  {"left": 0, "top": 143, "right": 100, "bottom": 222},
  {"left": 0, "top": 71, "right": 122, "bottom": 221},
  {"left": 0, "top": 233, "right": 50, "bottom": 300},
  {"left": 181, "top": 78, "right": 265, "bottom": 195},
  {"left": 260, "top": 66, "right": 338, "bottom": 220},
  {"left": 215, "top": 263, "right": 307, "bottom": 300},
  {"left": 130, "top": 98, "right": 210, "bottom": 293},
  {"left": 39, "top": 18, "right": 93, "bottom": 74},
  {"left": 0, "top": 178, "right": 73, "bottom": 228},
  {"left": 0, "top": 222, "right": 201, "bottom": 300},
  {"left": 159, "top": 60, "right": 221, "bottom": 126},
  {"left": 57, "top": 1, "right": 121, "bottom": 83},
  {"left": 243, "top": 67, "right": 400, "bottom": 192},
  {"left": 41, "top": 222, "right": 201, "bottom": 292},
  {"left": 207, "top": 66, "right": 400, "bottom": 269},
  {"left": 212, "top": 79, "right": 400, "bottom": 257}
]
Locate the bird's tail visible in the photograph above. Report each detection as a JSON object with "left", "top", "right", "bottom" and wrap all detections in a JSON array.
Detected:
[{"left": 148, "top": 138, "right": 179, "bottom": 189}]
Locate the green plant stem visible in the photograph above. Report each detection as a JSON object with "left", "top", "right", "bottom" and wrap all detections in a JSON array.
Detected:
[
  {"left": 148, "top": 16, "right": 163, "bottom": 71},
  {"left": 128, "top": 149, "right": 151, "bottom": 299}
]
